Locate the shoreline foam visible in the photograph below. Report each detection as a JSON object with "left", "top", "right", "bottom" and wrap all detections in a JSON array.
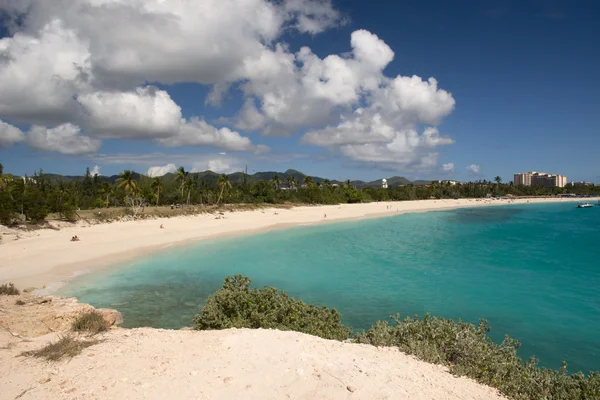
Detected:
[{"left": 0, "top": 197, "right": 594, "bottom": 291}]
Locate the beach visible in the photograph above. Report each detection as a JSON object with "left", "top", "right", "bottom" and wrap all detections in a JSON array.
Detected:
[{"left": 0, "top": 197, "right": 591, "bottom": 291}]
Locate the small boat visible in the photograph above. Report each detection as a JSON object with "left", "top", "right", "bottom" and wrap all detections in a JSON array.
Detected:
[{"left": 577, "top": 203, "right": 593, "bottom": 208}]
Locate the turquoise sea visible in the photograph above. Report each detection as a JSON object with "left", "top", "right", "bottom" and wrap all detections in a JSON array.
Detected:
[{"left": 59, "top": 203, "right": 600, "bottom": 373}]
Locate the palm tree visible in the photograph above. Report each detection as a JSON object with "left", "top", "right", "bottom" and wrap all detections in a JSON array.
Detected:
[
  {"left": 151, "top": 177, "right": 163, "bottom": 206},
  {"left": 216, "top": 174, "right": 232, "bottom": 205},
  {"left": 184, "top": 177, "right": 195, "bottom": 205},
  {"left": 116, "top": 170, "right": 137, "bottom": 195},
  {"left": 100, "top": 182, "right": 112, "bottom": 208},
  {"left": 175, "top": 166, "right": 188, "bottom": 199},
  {"left": 0, "top": 163, "right": 7, "bottom": 192},
  {"left": 271, "top": 174, "right": 281, "bottom": 191},
  {"left": 303, "top": 176, "right": 315, "bottom": 189},
  {"left": 285, "top": 176, "right": 298, "bottom": 191},
  {"left": 494, "top": 176, "right": 502, "bottom": 185}
]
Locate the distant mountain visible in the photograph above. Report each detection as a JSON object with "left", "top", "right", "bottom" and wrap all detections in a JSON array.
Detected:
[{"left": 17, "top": 170, "right": 451, "bottom": 187}]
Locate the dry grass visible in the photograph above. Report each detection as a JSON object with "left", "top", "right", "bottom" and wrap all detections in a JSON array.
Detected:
[
  {"left": 72, "top": 311, "right": 110, "bottom": 335},
  {"left": 0, "top": 283, "right": 20, "bottom": 295},
  {"left": 15, "top": 299, "right": 26, "bottom": 305},
  {"left": 21, "top": 336, "right": 99, "bottom": 361}
]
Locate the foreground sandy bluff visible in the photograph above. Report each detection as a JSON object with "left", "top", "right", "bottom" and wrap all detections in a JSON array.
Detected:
[{"left": 0, "top": 294, "right": 506, "bottom": 400}]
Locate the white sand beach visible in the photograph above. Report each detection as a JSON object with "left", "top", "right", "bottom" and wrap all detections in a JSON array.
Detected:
[
  {"left": 1, "top": 198, "right": 591, "bottom": 400},
  {"left": 0, "top": 197, "right": 592, "bottom": 290}
]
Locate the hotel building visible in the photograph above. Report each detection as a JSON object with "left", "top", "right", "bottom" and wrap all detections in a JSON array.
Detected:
[{"left": 513, "top": 172, "right": 567, "bottom": 188}]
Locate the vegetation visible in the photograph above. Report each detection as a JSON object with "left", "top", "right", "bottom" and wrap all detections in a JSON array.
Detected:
[
  {"left": 15, "top": 299, "right": 26, "bottom": 305},
  {"left": 21, "top": 335, "right": 99, "bottom": 361},
  {"left": 356, "top": 314, "right": 600, "bottom": 400},
  {"left": 0, "top": 282, "right": 20, "bottom": 295},
  {"left": 1, "top": 163, "right": 599, "bottom": 226},
  {"left": 72, "top": 310, "right": 110, "bottom": 335},
  {"left": 195, "top": 276, "right": 600, "bottom": 400},
  {"left": 194, "top": 275, "right": 352, "bottom": 340}
]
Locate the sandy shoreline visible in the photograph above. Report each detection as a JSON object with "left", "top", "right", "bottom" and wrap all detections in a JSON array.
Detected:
[{"left": 0, "top": 197, "right": 594, "bottom": 290}]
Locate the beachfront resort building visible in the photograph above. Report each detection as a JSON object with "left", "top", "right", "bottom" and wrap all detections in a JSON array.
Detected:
[
  {"left": 382, "top": 179, "right": 388, "bottom": 189},
  {"left": 514, "top": 172, "right": 567, "bottom": 187}
]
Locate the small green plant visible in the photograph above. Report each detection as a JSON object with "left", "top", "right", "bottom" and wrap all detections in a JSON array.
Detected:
[
  {"left": 72, "top": 311, "right": 110, "bottom": 335},
  {"left": 355, "top": 314, "right": 600, "bottom": 400},
  {"left": 21, "top": 335, "right": 99, "bottom": 361},
  {"left": 0, "top": 283, "right": 20, "bottom": 295},
  {"left": 194, "top": 275, "right": 352, "bottom": 340}
]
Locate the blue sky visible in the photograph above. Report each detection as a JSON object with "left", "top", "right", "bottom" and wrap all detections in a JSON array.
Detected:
[{"left": 0, "top": 0, "right": 598, "bottom": 182}]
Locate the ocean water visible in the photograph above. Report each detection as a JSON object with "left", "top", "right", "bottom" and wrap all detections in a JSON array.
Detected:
[{"left": 59, "top": 202, "right": 600, "bottom": 373}]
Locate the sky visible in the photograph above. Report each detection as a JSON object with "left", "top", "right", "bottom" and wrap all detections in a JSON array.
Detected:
[{"left": 0, "top": 0, "right": 598, "bottom": 183}]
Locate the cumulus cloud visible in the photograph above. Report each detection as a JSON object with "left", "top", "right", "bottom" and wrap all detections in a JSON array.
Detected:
[
  {"left": 90, "top": 165, "right": 101, "bottom": 176},
  {"left": 27, "top": 123, "right": 101, "bottom": 155},
  {"left": 467, "top": 164, "right": 482, "bottom": 176},
  {"left": 0, "top": 0, "right": 457, "bottom": 172},
  {"left": 158, "top": 118, "right": 269, "bottom": 153},
  {"left": 75, "top": 86, "right": 182, "bottom": 138},
  {"left": 239, "top": 30, "right": 456, "bottom": 171},
  {"left": 191, "top": 157, "right": 243, "bottom": 174},
  {"left": 147, "top": 163, "right": 177, "bottom": 177},
  {"left": 0, "top": 119, "right": 25, "bottom": 147},
  {"left": 441, "top": 162, "right": 455, "bottom": 173}
]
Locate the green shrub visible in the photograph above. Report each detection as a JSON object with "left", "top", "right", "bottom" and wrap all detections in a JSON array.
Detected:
[
  {"left": 0, "top": 283, "right": 20, "bottom": 295},
  {"left": 72, "top": 310, "right": 110, "bottom": 335},
  {"left": 194, "top": 275, "right": 352, "bottom": 340},
  {"left": 59, "top": 202, "right": 78, "bottom": 221},
  {"left": 355, "top": 314, "right": 600, "bottom": 400}
]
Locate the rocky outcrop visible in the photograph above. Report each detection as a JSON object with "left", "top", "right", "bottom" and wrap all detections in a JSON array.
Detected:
[{"left": 0, "top": 293, "right": 122, "bottom": 337}]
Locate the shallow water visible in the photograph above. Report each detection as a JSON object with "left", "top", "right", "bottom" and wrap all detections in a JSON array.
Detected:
[{"left": 60, "top": 203, "right": 600, "bottom": 373}]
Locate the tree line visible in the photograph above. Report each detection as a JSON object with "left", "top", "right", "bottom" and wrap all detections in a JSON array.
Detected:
[{"left": 1, "top": 164, "right": 598, "bottom": 225}]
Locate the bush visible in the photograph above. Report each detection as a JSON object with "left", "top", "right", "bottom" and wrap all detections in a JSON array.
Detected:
[
  {"left": 355, "top": 314, "right": 600, "bottom": 400},
  {"left": 0, "top": 191, "right": 17, "bottom": 225},
  {"left": 21, "top": 335, "right": 99, "bottom": 361},
  {"left": 194, "top": 275, "right": 352, "bottom": 340},
  {"left": 59, "top": 202, "right": 78, "bottom": 221},
  {"left": 0, "top": 283, "right": 20, "bottom": 295},
  {"left": 72, "top": 310, "right": 110, "bottom": 335},
  {"left": 15, "top": 299, "right": 26, "bottom": 305}
]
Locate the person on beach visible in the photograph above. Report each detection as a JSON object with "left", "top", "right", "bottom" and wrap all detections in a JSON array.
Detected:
[
  {"left": 160, "top": 224, "right": 164, "bottom": 229},
  {"left": 324, "top": 213, "right": 327, "bottom": 218}
]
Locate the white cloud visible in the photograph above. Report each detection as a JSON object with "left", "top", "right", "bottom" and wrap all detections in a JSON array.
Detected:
[
  {"left": 27, "top": 123, "right": 101, "bottom": 155},
  {"left": 191, "top": 157, "right": 243, "bottom": 174},
  {"left": 0, "top": 0, "right": 339, "bottom": 141},
  {"left": 441, "top": 162, "right": 455, "bottom": 173},
  {"left": 90, "top": 164, "right": 101, "bottom": 176},
  {"left": 0, "top": 19, "right": 89, "bottom": 125},
  {"left": 239, "top": 29, "right": 456, "bottom": 172},
  {"left": 467, "top": 164, "right": 481, "bottom": 176},
  {"left": 236, "top": 30, "right": 396, "bottom": 136},
  {"left": 75, "top": 86, "right": 182, "bottom": 138},
  {"left": 0, "top": 1, "right": 458, "bottom": 173},
  {"left": 147, "top": 163, "right": 177, "bottom": 177},
  {"left": 0, "top": 119, "right": 25, "bottom": 147},
  {"left": 158, "top": 118, "right": 269, "bottom": 153}
]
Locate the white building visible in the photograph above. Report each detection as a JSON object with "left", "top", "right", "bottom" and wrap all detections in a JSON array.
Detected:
[
  {"left": 514, "top": 172, "right": 567, "bottom": 188},
  {"left": 382, "top": 179, "right": 388, "bottom": 189}
]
